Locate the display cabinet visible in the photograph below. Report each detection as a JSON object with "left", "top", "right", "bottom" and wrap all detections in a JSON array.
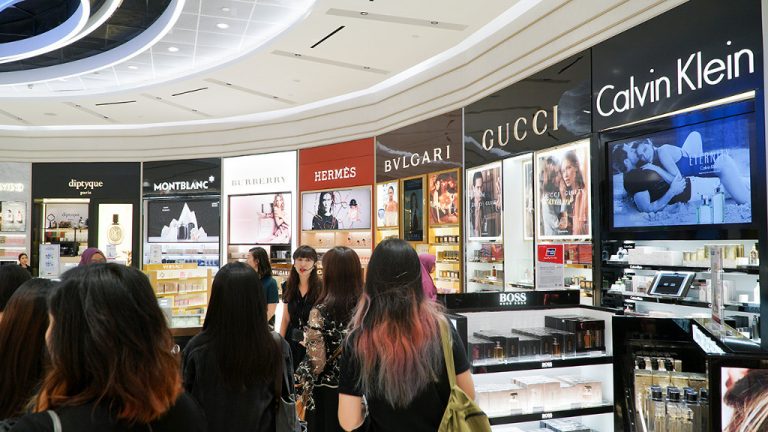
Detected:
[
  {"left": 300, "top": 230, "right": 372, "bottom": 269},
  {"left": 443, "top": 292, "right": 615, "bottom": 431},
  {"left": 145, "top": 263, "right": 212, "bottom": 328}
]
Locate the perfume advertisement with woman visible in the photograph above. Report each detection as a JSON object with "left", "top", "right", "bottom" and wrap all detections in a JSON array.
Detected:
[
  {"left": 301, "top": 188, "right": 371, "bottom": 231},
  {"left": 229, "top": 193, "right": 292, "bottom": 244},
  {"left": 536, "top": 141, "right": 591, "bottom": 240},
  {"left": 428, "top": 170, "right": 459, "bottom": 225}
]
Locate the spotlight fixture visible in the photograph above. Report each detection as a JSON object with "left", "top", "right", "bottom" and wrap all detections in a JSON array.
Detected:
[
  {"left": 168, "top": 46, "right": 179, "bottom": 52},
  {"left": 216, "top": 23, "right": 230, "bottom": 29}
]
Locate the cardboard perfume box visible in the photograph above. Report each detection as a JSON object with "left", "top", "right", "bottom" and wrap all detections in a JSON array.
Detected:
[
  {"left": 467, "top": 336, "right": 494, "bottom": 361},
  {"left": 472, "top": 330, "right": 519, "bottom": 358}
]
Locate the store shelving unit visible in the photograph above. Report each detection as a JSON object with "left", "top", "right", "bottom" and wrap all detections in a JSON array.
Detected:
[
  {"left": 300, "top": 230, "right": 372, "bottom": 269},
  {"left": 145, "top": 263, "right": 212, "bottom": 328},
  {"left": 429, "top": 224, "right": 461, "bottom": 294}
]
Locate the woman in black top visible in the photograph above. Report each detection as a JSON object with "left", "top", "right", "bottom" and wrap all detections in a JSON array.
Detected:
[
  {"left": 279, "top": 245, "right": 321, "bottom": 370},
  {"left": 17, "top": 253, "right": 32, "bottom": 275},
  {"left": 311, "top": 192, "right": 339, "bottom": 230},
  {"left": 338, "top": 239, "right": 475, "bottom": 432},
  {"left": 182, "top": 262, "right": 293, "bottom": 432},
  {"left": 11, "top": 264, "right": 205, "bottom": 432},
  {"left": 296, "top": 246, "right": 363, "bottom": 432}
]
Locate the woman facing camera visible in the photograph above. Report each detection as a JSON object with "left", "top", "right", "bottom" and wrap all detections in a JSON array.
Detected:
[
  {"left": 296, "top": 246, "right": 363, "bottom": 432},
  {"left": 280, "top": 245, "right": 321, "bottom": 370},
  {"left": 10, "top": 264, "right": 205, "bottom": 432},
  {"left": 183, "top": 262, "right": 293, "bottom": 432},
  {"left": 338, "top": 238, "right": 476, "bottom": 431}
]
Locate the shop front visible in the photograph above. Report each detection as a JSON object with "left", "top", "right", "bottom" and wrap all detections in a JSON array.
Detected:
[
  {"left": 142, "top": 158, "right": 221, "bottom": 328},
  {"left": 31, "top": 163, "right": 140, "bottom": 277},
  {"left": 223, "top": 151, "right": 297, "bottom": 285},
  {"left": 376, "top": 110, "right": 463, "bottom": 293},
  {"left": 0, "top": 163, "right": 31, "bottom": 266},
  {"left": 299, "top": 139, "right": 375, "bottom": 269}
]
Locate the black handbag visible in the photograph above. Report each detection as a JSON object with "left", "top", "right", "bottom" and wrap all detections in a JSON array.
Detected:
[{"left": 272, "top": 333, "right": 302, "bottom": 432}]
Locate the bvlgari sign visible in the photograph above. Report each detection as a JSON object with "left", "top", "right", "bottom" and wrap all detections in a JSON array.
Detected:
[
  {"left": 376, "top": 110, "right": 462, "bottom": 181},
  {"left": 592, "top": 0, "right": 762, "bottom": 130}
]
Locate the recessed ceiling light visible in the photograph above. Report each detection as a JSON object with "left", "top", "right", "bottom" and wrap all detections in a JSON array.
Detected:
[
  {"left": 168, "top": 46, "right": 179, "bottom": 52},
  {"left": 128, "top": 65, "right": 139, "bottom": 70},
  {"left": 216, "top": 23, "right": 229, "bottom": 30},
  {"left": 221, "top": 7, "right": 230, "bottom": 12},
  {"left": 430, "top": 21, "right": 439, "bottom": 25},
  {"left": 360, "top": 12, "right": 368, "bottom": 15}
]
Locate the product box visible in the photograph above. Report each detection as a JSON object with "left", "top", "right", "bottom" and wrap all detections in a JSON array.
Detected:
[
  {"left": 541, "top": 418, "right": 592, "bottom": 432},
  {"left": 472, "top": 330, "right": 519, "bottom": 358},
  {"left": 511, "top": 328, "right": 556, "bottom": 356},
  {"left": 556, "top": 375, "right": 603, "bottom": 405},
  {"left": 467, "top": 337, "right": 495, "bottom": 362},
  {"left": 511, "top": 375, "right": 561, "bottom": 411},
  {"left": 516, "top": 335, "right": 542, "bottom": 357},
  {"left": 544, "top": 315, "right": 605, "bottom": 352},
  {"left": 475, "top": 383, "right": 526, "bottom": 416}
]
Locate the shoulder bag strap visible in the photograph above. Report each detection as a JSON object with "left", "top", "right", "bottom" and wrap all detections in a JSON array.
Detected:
[
  {"left": 272, "top": 332, "right": 283, "bottom": 403},
  {"left": 46, "top": 410, "right": 62, "bottom": 432},
  {"left": 439, "top": 319, "right": 457, "bottom": 388}
]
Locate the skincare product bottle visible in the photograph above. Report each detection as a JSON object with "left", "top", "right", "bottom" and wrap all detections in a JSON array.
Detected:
[
  {"left": 754, "top": 279, "right": 760, "bottom": 304},
  {"left": 699, "top": 388, "right": 709, "bottom": 432},
  {"left": 750, "top": 243, "right": 759, "bottom": 265},
  {"left": 712, "top": 186, "right": 725, "bottom": 223},
  {"left": 649, "top": 386, "right": 665, "bottom": 432},
  {"left": 683, "top": 387, "right": 701, "bottom": 431}
]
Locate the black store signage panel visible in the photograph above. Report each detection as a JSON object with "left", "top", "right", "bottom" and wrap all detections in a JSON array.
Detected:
[
  {"left": 592, "top": 0, "right": 763, "bottom": 131},
  {"left": 32, "top": 163, "right": 140, "bottom": 199},
  {"left": 143, "top": 158, "right": 221, "bottom": 197},
  {"left": 464, "top": 51, "right": 591, "bottom": 168},
  {"left": 375, "top": 110, "right": 463, "bottom": 182}
]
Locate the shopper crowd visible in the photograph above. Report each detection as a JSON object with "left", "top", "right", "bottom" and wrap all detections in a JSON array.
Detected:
[{"left": 0, "top": 238, "right": 482, "bottom": 432}]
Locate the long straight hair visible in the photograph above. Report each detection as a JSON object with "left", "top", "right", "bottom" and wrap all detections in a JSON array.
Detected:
[
  {"left": 203, "top": 262, "right": 278, "bottom": 389},
  {"left": 318, "top": 246, "right": 362, "bottom": 322},
  {"left": 349, "top": 238, "right": 444, "bottom": 407},
  {"left": 0, "top": 279, "right": 53, "bottom": 418},
  {"left": 36, "top": 264, "right": 181, "bottom": 423},
  {"left": 0, "top": 264, "right": 32, "bottom": 311},
  {"left": 283, "top": 245, "right": 320, "bottom": 304},
  {"left": 248, "top": 246, "right": 273, "bottom": 278}
]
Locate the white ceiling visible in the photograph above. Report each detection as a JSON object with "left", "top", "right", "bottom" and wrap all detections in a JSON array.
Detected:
[{"left": 0, "top": 0, "right": 686, "bottom": 161}]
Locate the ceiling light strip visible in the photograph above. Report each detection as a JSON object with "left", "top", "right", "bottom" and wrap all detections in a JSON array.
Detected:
[
  {"left": 272, "top": 50, "right": 388, "bottom": 75},
  {"left": 310, "top": 26, "right": 345, "bottom": 48}
]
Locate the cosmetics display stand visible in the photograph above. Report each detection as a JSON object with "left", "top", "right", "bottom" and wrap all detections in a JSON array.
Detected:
[{"left": 145, "top": 263, "right": 213, "bottom": 328}]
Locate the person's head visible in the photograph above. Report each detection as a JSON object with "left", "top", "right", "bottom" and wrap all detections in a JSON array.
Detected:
[
  {"left": 247, "top": 246, "right": 272, "bottom": 278},
  {"left": 633, "top": 138, "right": 655, "bottom": 164},
  {"left": 18, "top": 253, "right": 28, "bottom": 267},
  {"left": 204, "top": 262, "right": 277, "bottom": 388},
  {"left": 388, "top": 185, "right": 394, "bottom": 200},
  {"left": 724, "top": 369, "right": 768, "bottom": 432},
  {"left": 472, "top": 171, "right": 484, "bottom": 198},
  {"left": 317, "top": 191, "right": 334, "bottom": 215},
  {"left": 350, "top": 238, "right": 443, "bottom": 408},
  {"left": 36, "top": 264, "right": 181, "bottom": 423},
  {"left": 273, "top": 193, "right": 284, "bottom": 209},
  {"left": 285, "top": 245, "right": 320, "bottom": 304},
  {"left": 561, "top": 150, "right": 586, "bottom": 189},
  {"left": 79, "top": 248, "right": 106, "bottom": 266},
  {"left": 319, "top": 246, "right": 362, "bottom": 321},
  {"left": 0, "top": 279, "right": 54, "bottom": 418},
  {"left": 0, "top": 264, "right": 33, "bottom": 314}
]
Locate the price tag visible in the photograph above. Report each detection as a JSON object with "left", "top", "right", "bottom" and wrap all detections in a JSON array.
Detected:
[{"left": 541, "top": 361, "right": 553, "bottom": 368}]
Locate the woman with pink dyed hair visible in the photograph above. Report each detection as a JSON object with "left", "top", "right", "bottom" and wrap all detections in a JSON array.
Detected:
[{"left": 338, "top": 238, "right": 476, "bottom": 431}]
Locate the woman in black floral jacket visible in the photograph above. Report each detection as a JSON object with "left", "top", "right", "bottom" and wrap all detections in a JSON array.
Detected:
[{"left": 296, "top": 246, "right": 362, "bottom": 432}]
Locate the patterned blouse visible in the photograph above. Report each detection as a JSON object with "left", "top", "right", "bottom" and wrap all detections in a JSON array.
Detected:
[{"left": 295, "top": 303, "right": 349, "bottom": 411}]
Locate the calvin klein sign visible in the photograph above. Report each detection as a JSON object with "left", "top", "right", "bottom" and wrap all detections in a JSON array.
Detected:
[{"left": 592, "top": 0, "right": 762, "bottom": 130}]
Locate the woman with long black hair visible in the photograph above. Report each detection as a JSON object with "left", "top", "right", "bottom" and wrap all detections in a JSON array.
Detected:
[
  {"left": 279, "top": 245, "right": 321, "bottom": 370},
  {"left": 183, "top": 262, "right": 293, "bottom": 432}
]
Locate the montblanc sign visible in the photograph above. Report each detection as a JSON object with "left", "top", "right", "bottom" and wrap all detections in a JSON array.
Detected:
[
  {"left": 153, "top": 179, "right": 211, "bottom": 192},
  {"left": 591, "top": 0, "right": 762, "bottom": 130}
]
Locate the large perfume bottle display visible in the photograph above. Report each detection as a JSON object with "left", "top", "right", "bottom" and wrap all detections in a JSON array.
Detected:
[
  {"left": 159, "top": 203, "right": 210, "bottom": 242},
  {"left": 107, "top": 214, "right": 124, "bottom": 245}
]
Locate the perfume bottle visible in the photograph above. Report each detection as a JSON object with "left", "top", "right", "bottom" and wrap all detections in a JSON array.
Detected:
[
  {"left": 699, "top": 388, "right": 709, "bottom": 432},
  {"left": 712, "top": 186, "right": 724, "bottom": 223},
  {"left": 15, "top": 209, "right": 22, "bottom": 225},
  {"left": 492, "top": 341, "right": 504, "bottom": 360},
  {"left": 583, "top": 330, "right": 592, "bottom": 350},
  {"left": 107, "top": 214, "right": 124, "bottom": 245},
  {"left": 697, "top": 195, "right": 712, "bottom": 224},
  {"left": 5, "top": 209, "right": 12, "bottom": 224},
  {"left": 552, "top": 337, "right": 561, "bottom": 356},
  {"left": 749, "top": 243, "right": 759, "bottom": 265},
  {"left": 649, "top": 386, "right": 666, "bottom": 432}
]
